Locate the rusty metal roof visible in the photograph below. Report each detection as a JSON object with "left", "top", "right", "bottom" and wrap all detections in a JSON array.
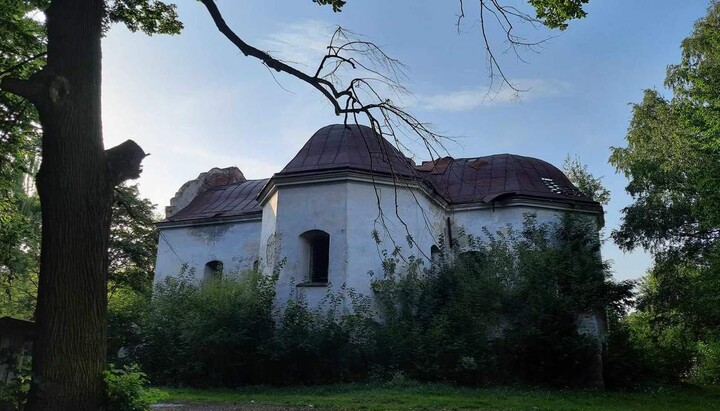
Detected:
[
  {"left": 278, "top": 124, "right": 417, "bottom": 177},
  {"left": 167, "top": 178, "right": 269, "bottom": 222},
  {"left": 162, "top": 125, "right": 599, "bottom": 225},
  {"left": 420, "top": 154, "right": 596, "bottom": 206}
]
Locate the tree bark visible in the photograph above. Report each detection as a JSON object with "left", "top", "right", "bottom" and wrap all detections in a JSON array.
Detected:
[{"left": 20, "top": 0, "right": 110, "bottom": 409}]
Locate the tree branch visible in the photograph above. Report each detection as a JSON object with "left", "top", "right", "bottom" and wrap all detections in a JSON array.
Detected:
[
  {"left": 0, "top": 76, "right": 44, "bottom": 103},
  {"left": 105, "top": 140, "right": 148, "bottom": 186},
  {"left": 0, "top": 68, "right": 69, "bottom": 106}
]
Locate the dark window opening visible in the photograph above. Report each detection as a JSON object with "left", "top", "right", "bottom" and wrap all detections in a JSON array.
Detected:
[
  {"left": 300, "top": 230, "right": 330, "bottom": 283},
  {"left": 430, "top": 245, "right": 442, "bottom": 266},
  {"left": 204, "top": 260, "right": 223, "bottom": 282}
]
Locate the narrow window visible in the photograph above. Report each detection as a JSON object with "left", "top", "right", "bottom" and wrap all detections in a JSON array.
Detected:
[
  {"left": 203, "top": 260, "right": 223, "bottom": 282},
  {"left": 430, "top": 245, "right": 442, "bottom": 266},
  {"left": 300, "top": 230, "right": 330, "bottom": 283}
]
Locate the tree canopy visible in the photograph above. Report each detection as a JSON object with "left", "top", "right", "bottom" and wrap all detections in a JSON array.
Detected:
[
  {"left": 610, "top": 1, "right": 720, "bottom": 259},
  {"left": 608, "top": 1, "right": 720, "bottom": 384}
]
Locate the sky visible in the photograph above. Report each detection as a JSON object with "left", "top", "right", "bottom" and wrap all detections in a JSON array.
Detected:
[{"left": 100, "top": 0, "right": 712, "bottom": 282}]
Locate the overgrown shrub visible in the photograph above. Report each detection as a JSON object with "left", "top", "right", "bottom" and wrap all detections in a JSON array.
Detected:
[
  {"left": 104, "top": 363, "right": 152, "bottom": 411},
  {"left": 372, "top": 214, "right": 633, "bottom": 387},
  {"left": 0, "top": 354, "right": 30, "bottom": 410},
  {"left": 135, "top": 263, "right": 377, "bottom": 386},
  {"left": 136, "top": 268, "right": 277, "bottom": 386},
  {"left": 693, "top": 335, "right": 720, "bottom": 385},
  {"left": 127, "top": 214, "right": 633, "bottom": 388},
  {"left": 268, "top": 286, "right": 374, "bottom": 384}
]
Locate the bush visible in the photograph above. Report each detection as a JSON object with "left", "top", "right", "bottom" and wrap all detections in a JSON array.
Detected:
[
  {"left": 371, "top": 214, "right": 633, "bottom": 387},
  {"left": 0, "top": 354, "right": 30, "bottom": 410},
  {"left": 124, "top": 214, "right": 633, "bottom": 388},
  {"left": 104, "top": 363, "right": 151, "bottom": 411},
  {"left": 136, "top": 268, "right": 277, "bottom": 386},
  {"left": 693, "top": 335, "right": 720, "bottom": 385}
]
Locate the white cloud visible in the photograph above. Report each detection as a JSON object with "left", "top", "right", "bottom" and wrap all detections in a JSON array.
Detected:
[
  {"left": 414, "top": 79, "right": 569, "bottom": 112},
  {"left": 262, "top": 20, "right": 337, "bottom": 69}
]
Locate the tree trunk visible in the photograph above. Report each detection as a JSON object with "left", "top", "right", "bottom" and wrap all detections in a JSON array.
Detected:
[
  {"left": 23, "top": 1, "right": 110, "bottom": 409},
  {"left": 0, "top": 1, "right": 147, "bottom": 407}
]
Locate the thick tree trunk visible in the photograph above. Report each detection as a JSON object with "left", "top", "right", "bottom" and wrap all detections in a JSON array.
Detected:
[
  {"left": 22, "top": 1, "right": 110, "bottom": 409},
  {"left": 0, "top": 1, "right": 147, "bottom": 407}
]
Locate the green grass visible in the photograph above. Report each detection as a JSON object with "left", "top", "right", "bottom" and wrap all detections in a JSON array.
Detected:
[{"left": 153, "top": 382, "right": 720, "bottom": 411}]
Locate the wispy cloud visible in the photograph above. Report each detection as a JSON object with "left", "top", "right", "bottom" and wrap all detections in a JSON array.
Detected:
[
  {"left": 413, "top": 79, "right": 569, "bottom": 112},
  {"left": 262, "top": 20, "right": 337, "bottom": 68}
]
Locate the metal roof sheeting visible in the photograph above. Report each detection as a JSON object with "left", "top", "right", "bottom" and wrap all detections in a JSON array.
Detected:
[{"left": 164, "top": 124, "right": 599, "bottom": 224}]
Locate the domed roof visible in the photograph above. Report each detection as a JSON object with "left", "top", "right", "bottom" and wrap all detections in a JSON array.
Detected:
[
  {"left": 419, "top": 154, "right": 597, "bottom": 206},
  {"left": 278, "top": 124, "right": 417, "bottom": 177}
]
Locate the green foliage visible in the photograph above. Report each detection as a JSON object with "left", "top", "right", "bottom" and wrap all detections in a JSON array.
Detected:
[
  {"left": 107, "top": 287, "right": 150, "bottom": 366},
  {"left": 270, "top": 286, "right": 374, "bottom": 384},
  {"left": 135, "top": 265, "right": 376, "bottom": 386},
  {"left": 608, "top": 2, "right": 720, "bottom": 387},
  {"left": 312, "top": 0, "right": 346, "bottom": 12},
  {"left": 0, "top": 353, "right": 30, "bottom": 410},
  {"left": 136, "top": 268, "right": 278, "bottom": 386},
  {"left": 154, "top": 383, "right": 720, "bottom": 411},
  {"left": 110, "top": 184, "right": 159, "bottom": 294},
  {"left": 694, "top": 334, "right": 720, "bottom": 385},
  {"left": 0, "top": 0, "right": 44, "bottom": 321},
  {"left": 610, "top": 1, "right": 720, "bottom": 258},
  {"left": 563, "top": 155, "right": 610, "bottom": 205},
  {"left": 106, "top": 0, "right": 183, "bottom": 35},
  {"left": 371, "top": 214, "right": 632, "bottom": 387},
  {"left": 528, "top": 0, "right": 589, "bottom": 30},
  {"left": 104, "top": 363, "right": 152, "bottom": 411},
  {"left": 121, "top": 214, "right": 630, "bottom": 388}
]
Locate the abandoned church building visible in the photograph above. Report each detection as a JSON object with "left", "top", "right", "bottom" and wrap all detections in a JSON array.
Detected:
[{"left": 154, "top": 124, "right": 604, "bottom": 313}]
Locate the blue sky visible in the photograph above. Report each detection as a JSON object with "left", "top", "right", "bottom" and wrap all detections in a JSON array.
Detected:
[{"left": 100, "top": 1, "right": 711, "bottom": 281}]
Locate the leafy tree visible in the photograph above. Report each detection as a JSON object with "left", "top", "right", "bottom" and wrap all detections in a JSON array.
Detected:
[
  {"left": 563, "top": 155, "right": 611, "bottom": 206},
  {"left": 372, "top": 214, "right": 633, "bottom": 387},
  {"left": 610, "top": 1, "right": 720, "bottom": 258},
  {"left": 0, "top": 0, "right": 44, "bottom": 321},
  {"left": 109, "top": 184, "right": 158, "bottom": 295},
  {"left": 0, "top": 0, "right": 592, "bottom": 407},
  {"left": 609, "top": 1, "right": 720, "bottom": 384}
]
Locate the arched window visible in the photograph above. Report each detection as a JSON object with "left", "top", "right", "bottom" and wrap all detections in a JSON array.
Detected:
[
  {"left": 430, "top": 245, "right": 442, "bottom": 264},
  {"left": 203, "top": 260, "right": 223, "bottom": 282},
  {"left": 300, "top": 230, "right": 330, "bottom": 283}
]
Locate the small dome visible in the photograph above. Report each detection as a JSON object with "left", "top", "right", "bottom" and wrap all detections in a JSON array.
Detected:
[{"left": 279, "top": 124, "right": 417, "bottom": 177}]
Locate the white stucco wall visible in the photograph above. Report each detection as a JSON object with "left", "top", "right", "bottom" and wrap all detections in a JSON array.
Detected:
[
  {"left": 260, "top": 181, "right": 349, "bottom": 308},
  {"left": 154, "top": 220, "right": 261, "bottom": 284},
  {"left": 156, "top": 178, "right": 601, "bottom": 313},
  {"left": 345, "top": 181, "right": 447, "bottom": 293},
  {"left": 453, "top": 206, "right": 562, "bottom": 247}
]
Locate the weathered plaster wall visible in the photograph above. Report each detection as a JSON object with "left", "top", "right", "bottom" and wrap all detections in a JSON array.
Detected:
[
  {"left": 154, "top": 220, "right": 261, "bottom": 283},
  {"left": 345, "top": 181, "right": 447, "bottom": 293},
  {"left": 452, "top": 206, "right": 564, "bottom": 248},
  {"left": 259, "top": 191, "right": 279, "bottom": 273},
  {"left": 261, "top": 181, "right": 349, "bottom": 308}
]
